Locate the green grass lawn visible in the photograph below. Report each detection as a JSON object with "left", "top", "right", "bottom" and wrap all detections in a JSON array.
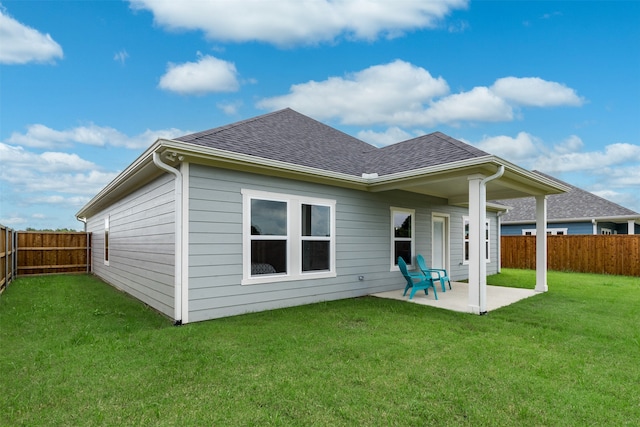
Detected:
[{"left": 1, "top": 270, "right": 639, "bottom": 426}]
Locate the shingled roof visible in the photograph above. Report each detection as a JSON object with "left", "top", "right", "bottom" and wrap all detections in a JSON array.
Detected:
[
  {"left": 500, "top": 171, "right": 639, "bottom": 222},
  {"left": 174, "top": 108, "right": 490, "bottom": 177}
]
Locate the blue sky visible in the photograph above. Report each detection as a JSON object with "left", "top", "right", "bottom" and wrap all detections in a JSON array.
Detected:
[{"left": 1, "top": 0, "right": 639, "bottom": 230}]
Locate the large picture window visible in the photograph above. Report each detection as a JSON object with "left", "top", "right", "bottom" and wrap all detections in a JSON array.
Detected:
[
  {"left": 242, "top": 189, "right": 336, "bottom": 284},
  {"left": 391, "top": 207, "right": 415, "bottom": 269},
  {"left": 463, "top": 216, "right": 490, "bottom": 263}
]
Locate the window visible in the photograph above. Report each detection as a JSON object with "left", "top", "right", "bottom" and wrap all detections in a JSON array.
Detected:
[
  {"left": 391, "top": 207, "right": 415, "bottom": 269},
  {"left": 242, "top": 189, "right": 335, "bottom": 284},
  {"left": 522, "top": 228, "right": 568, "bottom": 236},
  {"left": 301, "top": 204, "right": 331, "bottom": 272},
  {"left": 463, "top": 216, "right": 490, "bottom": 264},
  {"left": 104, "top": 215, "right": 110, "bottom": 265}
]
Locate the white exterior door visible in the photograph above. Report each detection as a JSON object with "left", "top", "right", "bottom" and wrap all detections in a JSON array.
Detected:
[{"left": 432, "top": 215, "right": 448, "bottom": 270}]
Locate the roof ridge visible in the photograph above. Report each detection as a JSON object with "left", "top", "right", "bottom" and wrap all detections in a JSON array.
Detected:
[
  {"left": 175, "top": 108, "right": 292, "bottom": 141},
  {"left": 532, "top": 170, "right": 638, "bottom": 214},
  {"left": 432, "top": 131, "right": 491, "bottom": 157}
]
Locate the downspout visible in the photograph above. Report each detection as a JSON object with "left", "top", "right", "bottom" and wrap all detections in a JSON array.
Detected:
[
  {"left": 478, "top": 165, "right": 504, "bottom": 313},
  {"left": 76, "top": 217, "right": 90, "bottom": 274},
  {"left": 496, "top": 211, "right": 503, "bottom": 274},
  {"left": 153, "top": 151, "right": 184, "bottom": 325}
]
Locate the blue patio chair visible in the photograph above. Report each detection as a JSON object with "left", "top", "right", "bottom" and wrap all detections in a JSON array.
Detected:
[
  {"left": 416, "top": 254, "right": 451, "bottom": 292},
  {"left": 397, "top": 257, "right": 438, "bottom": 300}
]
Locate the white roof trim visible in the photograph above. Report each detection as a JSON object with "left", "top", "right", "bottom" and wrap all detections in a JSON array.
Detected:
[{"left": 76, "top": 140, "right": 569, "bottom": 220}]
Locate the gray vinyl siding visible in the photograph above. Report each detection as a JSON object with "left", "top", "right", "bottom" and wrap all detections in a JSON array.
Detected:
[
  {"left": 503, "top": 222, "right": 591, "bottom": 235},
  {"left": 503, "top": 221, "right": 638, "bottom": 235},
  {"left": 87, "top": 174, "right": 175, "bottom": 318},
  {"left": 187, "top": 165, "right": 499, "bottom": 322}
]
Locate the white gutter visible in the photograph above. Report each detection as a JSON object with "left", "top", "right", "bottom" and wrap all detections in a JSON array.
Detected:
[
  {"left": 153, "top": 151, "right": 184, "bottom": 325},
  {"left": 504, "top": 215, "right": 640, "bottom": 225},
  {"left": 478, "top": 165, "right": 505, "bottom": 314}
]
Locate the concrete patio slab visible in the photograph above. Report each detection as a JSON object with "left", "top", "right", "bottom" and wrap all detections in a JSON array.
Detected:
[{"left": 372, "top": 282, "right": 538, "bottom": 314}]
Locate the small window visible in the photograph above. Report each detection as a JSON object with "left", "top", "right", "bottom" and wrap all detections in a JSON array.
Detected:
[
  {"left": 250, "top": 199, "right": 288, "bottom": 275},
  {"left": 391, "top": 207, "right": 415, "bottom": 269},
  {"left": 301, "top": 204, "right": 331, "bottom": 272},
  {"left": 522, "top": 228, "right": 568, "bottom": 236},
  {"left": 463, "top": 216, "right": 489, "bottom": 264},
  {"left": 104, "top": 215, "right": 110, "bottom": 265}
]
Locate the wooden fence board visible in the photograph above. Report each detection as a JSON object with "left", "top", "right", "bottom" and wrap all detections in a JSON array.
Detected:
[
  {"left": 502, "top": 235, "right": 640, "bottom": 277},
  {"left": 1, "top": 225, "right": 17, "bottom": 292},
  {"left": 17, "top": 232, "right": 91, "bottom": 275}
]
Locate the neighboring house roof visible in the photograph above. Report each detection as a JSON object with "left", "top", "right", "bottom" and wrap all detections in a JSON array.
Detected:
[
  {"left": 76, "top": 109, "right": 568, "bottom": 220},
  {"left": 500, "top": 171, "right": 640, "bottom": 224},
  {"left": 175, "top": 108, "right": 490, "bottom": 177}
]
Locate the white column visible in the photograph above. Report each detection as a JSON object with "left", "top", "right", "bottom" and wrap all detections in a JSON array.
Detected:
[
  {"left": 468, "top": 174, "right": 486, "bottom": 314},
  {"left": 535, "top": 196, "right": 548, "bottom": 292},
  {"left": 497, "top": 212, "right": 503, "bottom": 273},
  {"left": 628, "top": 220, "right": 636, "bottom": 235}
]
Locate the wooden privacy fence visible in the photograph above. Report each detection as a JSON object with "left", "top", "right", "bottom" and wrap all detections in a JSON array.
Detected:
[
  {"left": 1, "top": 225, "right": 17, "bottom": 294},
  {"left": 16, "top": 232, "right": 91, "bottom": 276},
  {"left": 501, "top": 235, "right": 640, "bottom": 277}
]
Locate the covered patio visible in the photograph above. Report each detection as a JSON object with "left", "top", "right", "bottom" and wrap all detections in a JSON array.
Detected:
[
  {"left": 372, "top": 282, "right": 537, "bottom": 313},
  {"left": 367, "top": 155, "right": 569, "bottom": 315}
]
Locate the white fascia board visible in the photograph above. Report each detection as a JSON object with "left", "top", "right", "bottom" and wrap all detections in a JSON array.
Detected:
[
  {"left": 76, "top": 143, "right": 570, "bottom": 220},
  {"left": 365, "top": 155, "right": 570, "bottom": 195},
  {"left": 157, "top": 139, "right": 368, "bottom": 187},
  {"left": 75, "top": 141, "right": 161, "bottom": 219},
  {"left": 504, "top": 215, "right": 640, "bottom": 225}
]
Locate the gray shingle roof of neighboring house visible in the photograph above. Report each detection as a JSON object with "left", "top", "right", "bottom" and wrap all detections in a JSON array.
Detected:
[
  {"left": 175, "top": 108, "right": 491, "bottom": 177},
  {"left": 499, "top": 170, "right": 639, "bottom": 222}
]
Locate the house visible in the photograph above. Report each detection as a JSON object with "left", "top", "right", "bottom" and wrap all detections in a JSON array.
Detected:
[
  {"left": 76, "top": 108, "right": 567, "bottom": 324},
  {"left": 500, "top": 171, "right": 640, "bottom": 236}
]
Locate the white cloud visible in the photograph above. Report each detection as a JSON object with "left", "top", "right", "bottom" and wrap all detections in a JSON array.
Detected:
[
  {"left": 424, "top": 86, "right": 513, "bottom": 126},
  {"left": 0, "top": 142, "right": 96, "bottom": 173},
  {"left": 0, "top": 8, "right": 63, "bottom": 64},
  {"left": 158, "top": 55, "right": 240, "bottom": 95},
  {"left": 114, "top": 49, "right": 129, "bottom": 65},
  {"left": 474, "top": 132, "right": 540, "bottom": 162},
  {"left": 129, "top": 0, "right": 468, "bottom": 46},
  {"left": 29, "top": 195, "right": 90, "bottom": 207},
  {"left": 217, "top": 100, "right": 243, "bottom": 115},
  {"left": 470, "top": 132, "right": 640, "bottom": 175},
  {"left": 470, "top": 133, "right": 640, "bottom": 212},
  {"left": 0, "top": 216, "right": 28, "bottom": 227},
  {"left": 258, "top": 60, "right": 449, "bottom": 125},
  {"left": 357, "top": 127, "right": 417, "bottom": 147},
  {"left": 0, "top": 142, "right": 117, "bottom": 205},
  {"left": 533, "top": 142, "right": 640, "bottom": 173},
  {"left": 491, "top": 77, "right": 585, "bottom": 107},
  {"left": 6, "top": 123, "right": 186, "bottom": 149},
  {"left": 258, "top": 61, "right": 583, "bottom": 128}
]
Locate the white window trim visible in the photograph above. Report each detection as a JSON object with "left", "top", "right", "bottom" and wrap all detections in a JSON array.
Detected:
[
  {"left": 242, "top": 189, "right": 336, "bottom": 285},
  {"left": 104, "top": 215, "right": 110, "bottom": 266},
  {"left": 390, "top": 207, "right": 415, "bottom": 271},
  {"left": 463, "top": 216, "right": 490, "bottom": 265},
  {"left": 522, "top": 228, "right": 568, "bottom": 236},
  {"left": 431, "top": 212, "right": 450, "bottom": 272}
]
